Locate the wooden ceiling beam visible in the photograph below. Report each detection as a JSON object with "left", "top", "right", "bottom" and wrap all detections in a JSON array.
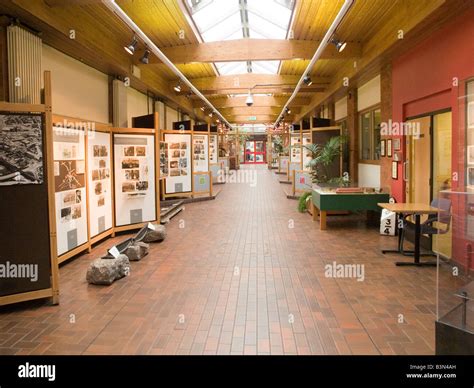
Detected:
[
  {"left": 192, "top": 96, "right": 311, "bottom": 108},
  {"left": 219, "top": 106, "right": 301, "bottom": 116},
  {"left": 186, "top": 73, "right": 330, "bottom": 90},
  {"left": 226, "top": 114, "right": 295, "bottom": 123},
  {"left": 147, "top": 39, "right": 362, "bottom": 64}
]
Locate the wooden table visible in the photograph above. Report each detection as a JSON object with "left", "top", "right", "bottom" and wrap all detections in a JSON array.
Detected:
[
  {"left": 311, "top": 187, "right": 389, "bottom": 230},
  {"left": 378, "top": 203, "right": 439, "bottom": 266}
]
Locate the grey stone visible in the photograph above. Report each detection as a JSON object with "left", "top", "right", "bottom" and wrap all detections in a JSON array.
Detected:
[
  {"left": 142, "top": 224, "right": 166, "bottom": 243},
  {"left": 124, "top": 241, "right": 149, "bottom": 261},
  {"left": 86, "top": 254, "right": 130, "bottom": 285}
]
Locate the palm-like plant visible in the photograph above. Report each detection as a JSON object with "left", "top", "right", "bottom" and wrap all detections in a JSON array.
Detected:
[{"left": 304, "top": 136, "right": 347, "bottom": 185}]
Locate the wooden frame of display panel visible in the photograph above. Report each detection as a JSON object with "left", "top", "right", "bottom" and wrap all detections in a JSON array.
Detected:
[
  {"left": 193, "top": 124, "right": 212, "bottom": 197},
  {"left": 291, "top": 128, "right": 313, "bottom": 196},
  {"left": 112, "top": 127, "right": 160, "bottom": 233},
  {"left": 0, "top": 71, "right": 60, "bottom": 306},
  {"left": 52, "top": 114, "right": 114, "bottom": 262},
  {"left": 288, "top": 127, "right": 303, "bottom": 181}
]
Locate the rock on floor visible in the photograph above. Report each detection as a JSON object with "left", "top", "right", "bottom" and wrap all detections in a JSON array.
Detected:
[
  {"left": 86, "top": 254, "right": 130, "bottom": 285},
  {"left": 142, "top": 224, "right": 166, "bottom": 243},
  {"left": 124, "top": 241, "right": 149, "bottom": 261}
]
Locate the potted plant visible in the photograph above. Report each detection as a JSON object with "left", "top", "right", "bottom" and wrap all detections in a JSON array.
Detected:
[{"left": 304, "top": 135, "right": 348, "bottom": 186}]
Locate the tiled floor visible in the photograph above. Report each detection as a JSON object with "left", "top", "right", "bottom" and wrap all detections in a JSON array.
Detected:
[{"left": 0, "top": 166, "right": 446, "bottom": 355}]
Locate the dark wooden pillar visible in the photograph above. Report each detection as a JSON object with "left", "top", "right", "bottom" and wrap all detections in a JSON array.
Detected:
[
  {"left": 347, "top": 87, "right": 358, "bottom": 183},
  {"left": 0, "top": 16, "right": 10, "bottom": 101}
]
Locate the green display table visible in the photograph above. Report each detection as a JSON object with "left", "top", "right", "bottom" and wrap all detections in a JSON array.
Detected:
[{"left": 311, "top": 186, "right": 389, "bottom": 230}]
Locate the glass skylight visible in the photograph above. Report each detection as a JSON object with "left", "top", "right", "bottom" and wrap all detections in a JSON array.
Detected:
[{"left": 185, "top": 0, "right": 294, "bottom": 75}]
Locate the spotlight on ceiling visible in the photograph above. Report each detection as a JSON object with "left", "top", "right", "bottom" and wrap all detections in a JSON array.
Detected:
[
  {"left": 140, "top": 49, "right": 150, "bottom": 64},
  {"left": 209, "top": 112, "right": 213, "bottom": 117},
  {"left": 200, "top": 106, "right": 205, "bottom": 111},
  {"left": 285, "top": 107, "right": 291, "bottom": 114},
  {"left": 245, "top": 90, "right": 254, "bottom": 107},
  {"left": 303, "top": 75, "right": 313, "bottom": 86},
  {"left": 124, "top": 36, "right": 138, "bottom": 55},
  {"left": 174, "top": 84, "right": 182, "bottom": 93},
  {"left": 331, "top": 36, "right": 347, "bottom": 53}
]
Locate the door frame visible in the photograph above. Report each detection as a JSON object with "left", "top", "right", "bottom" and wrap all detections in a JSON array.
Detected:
[{"left": 244, "top": 140, "right": 266, "bottom": 164}]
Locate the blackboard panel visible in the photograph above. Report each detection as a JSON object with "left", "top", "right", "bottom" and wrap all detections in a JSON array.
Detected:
[
  {"left": 291, "top": 124, "right": 301, "bottom": 131},
  {"left": 193, "top": 124, "right": 208, "bottom": 132},
  {"left": 210, "top": 125, "right": 218, "bottom": 133},
  {"left": 302, "top": 118, "right": 311, "bottom": 130},
  {"left": 0, "top": 113, "right": 51, "bottom": 297},
  {"left": 172, "top": 120, "right": 191, "bottom": 131},
  {"left": 312, "top": 117, "right": 331, "bottom": 128},
  {"left": 132, "top": 114, "right": 154, "bottom": 129},
  {"left": 311, "top": 129, "right": 341, "bottom": 180}
]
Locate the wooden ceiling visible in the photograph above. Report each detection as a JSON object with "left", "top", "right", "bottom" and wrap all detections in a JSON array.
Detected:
[{"left": 1, "top": 0, "right": 471, "bottom": 125}]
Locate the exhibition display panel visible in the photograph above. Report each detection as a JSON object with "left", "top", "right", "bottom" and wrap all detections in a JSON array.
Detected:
[
  {"left": 87, "top": 127, "right": 114, "bottom": 243},
  {"left": 162, "top": 131, "right": 192, "bottom": 197},
  {"left": 52, "top": 124, "right": 88, "bottom": 258},
  {"left": 0, "top": 71, "right": 60, "bottom": 307},
  {"left": 113, "top": 131, "right": 157, "bottom": 229}
]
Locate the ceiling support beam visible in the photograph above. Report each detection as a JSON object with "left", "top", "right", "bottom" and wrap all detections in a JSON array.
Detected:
[{"left": 147, "top": 38, "right": 362, "bottom": 64}]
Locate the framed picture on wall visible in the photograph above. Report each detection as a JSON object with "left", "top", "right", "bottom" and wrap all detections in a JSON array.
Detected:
[
  {"left": 393, "top": 138, "right": 401, "bottom": 151},
  {"left": 387, "top": 139, "right": 393, "bottom": 157},
  {"left": 468, "top": 167, "right": 474, "bottom": 188},
  {"left": 380, "top": 140, "right": 386, "bottom": 157},
  {"left": 468, "top": 101, "right": 474, "bottom": 129},
  {"left": 391, "top": 161, "right": 398, "bottom": 179},
  {"left": 468, "top": 145, "right": 474, "bottom": 165}
]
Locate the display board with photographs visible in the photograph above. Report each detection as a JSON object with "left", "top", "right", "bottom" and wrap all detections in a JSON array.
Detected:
[
  {"left": 113, "top": 134, "right": 156, "bottom": 227},
  {"left": 193, "top": 134, "right": 209, "bottom": 173},
  {"left": 164, "top": 133, "right": 192, "bottom": 194},
  {"left": 160, "top": 142, "right": 169, "bottom": 178},
  {"left": 209, "top": 134, "right": 218, "bottom": 164},
  {"left": 290, "top": 133, "right": 302, "bottom": 163},
  {"left": 88, "top": 130, "right": 112, "bottom": 238},
  {"left": 303, "top": 132, "right": 312, "bottom": 171},
  {"left": 53, "top": 126, "right": 88, "bottom": 256},
  {"left": 0, "top": 113, "right": 43, "bottom": 185}
]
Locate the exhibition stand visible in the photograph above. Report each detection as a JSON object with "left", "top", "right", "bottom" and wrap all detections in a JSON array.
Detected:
[{"left": 0, "top": 71, "right": 60, "bottom": 307}]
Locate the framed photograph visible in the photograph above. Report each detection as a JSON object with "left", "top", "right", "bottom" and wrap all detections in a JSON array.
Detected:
[
  {"left": 387, "top": 139, "right": 393, "bottom": 157},
  {"left": 468, "top": 101, "right": 474, "bottom": 129},
  {"left": 393, "top": 138, "right": 401, "bottom": 151},
  {"left": 468, "top": 145, "right": 474, "bottom": 165},
  {"left": 380, "top": 139, "right": 386, "bottom": 157},
  {"left": 468, "top": 167, "right": 474, "bottom": 187},
  {"left": 391, "top": 161, "right": 398, "bottom": 179}
]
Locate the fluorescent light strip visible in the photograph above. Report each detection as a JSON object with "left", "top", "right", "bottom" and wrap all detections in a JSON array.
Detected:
[
  {"left": 273, "top": 0, "right": 354, "bottom": 127},
  {"left": 102, "top": 0, "right": 233, "bottom": 129}
]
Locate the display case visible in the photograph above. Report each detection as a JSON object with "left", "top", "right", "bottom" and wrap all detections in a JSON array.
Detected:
[{"left": 436, "top": 192, "right": 474, "bottom": 354}]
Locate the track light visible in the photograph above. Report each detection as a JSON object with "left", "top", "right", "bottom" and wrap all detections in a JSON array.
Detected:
[
  {"left": 209, "top": 112, "right": 213, "bottom": 117},
  {"left": 200, "top": 106, "right": 205, "bottom": 111},
  {"left": 245, "top": 90, "right": 254, "bottom": 107},
  {"left": 174, "top": 84, "right": 181, "bottom": 93},
  {"left": 139, "top": 49, "right": 150, "bottom": 64},
  {"left": 303, "top": 75, "right": 313, "bottom": 86},
  {"left": 124, "top": 36, "right": 138, "bottom": 55},
  {"left": 285, "top": 107, "right": 291, "bottom": 114},
  {"left": 331, "top": 36, "right": 347, "bottom": 52}
]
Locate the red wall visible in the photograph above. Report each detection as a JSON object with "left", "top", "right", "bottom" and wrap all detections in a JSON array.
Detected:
[{"left": 391, "top": 8, "right": 474, "bottom": 268}]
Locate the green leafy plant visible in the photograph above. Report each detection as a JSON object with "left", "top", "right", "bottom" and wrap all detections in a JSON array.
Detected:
[
  {"left": 272, "top": 135, "right": 284, "bottom": 154},
  {"left": 304, "top": 135, "right": 348, "bottom": 185},
  {"left": 297, "top": 191, "right": 312, "bottom": 212}
]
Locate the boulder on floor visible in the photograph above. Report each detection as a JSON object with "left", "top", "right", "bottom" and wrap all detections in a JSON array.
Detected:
[
  {"left": 86, "top": 254, "right": 130, "bottom": 285},
  {"left": 124, "top": 241, "right": 150, "bottom": 261},
  {"left": 142, "top": 224, "right": 166, "bottom": 243}
]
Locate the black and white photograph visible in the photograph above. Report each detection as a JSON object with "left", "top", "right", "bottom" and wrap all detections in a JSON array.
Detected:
[{"left": 0, "top": 113, "right": 43, "bottom": 185}]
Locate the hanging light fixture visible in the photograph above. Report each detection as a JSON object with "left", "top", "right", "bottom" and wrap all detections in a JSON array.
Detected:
[
  {"left": 303, "top": 75, "right": 313, "bottom": 86},
  {"left": 245, "top": 90, "right": 254, "bottom": 107},
  {"left": 124, "top": 36, "right": 138, "bottom": 55},
  {"left": 139, "top": 49, "right": 150, "bottom": 64},
  {"left": 331, "top": 36, "right": 347, "bottom": 52}
]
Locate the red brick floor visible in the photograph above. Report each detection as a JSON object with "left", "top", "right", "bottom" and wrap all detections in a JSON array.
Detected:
[{"left": 0, "top": 166, "right": 448, "bottom": 355}]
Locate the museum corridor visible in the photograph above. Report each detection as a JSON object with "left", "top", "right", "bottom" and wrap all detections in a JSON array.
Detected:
[{"left": 0, "top": 167, "right": 440, "bottom": 355}]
